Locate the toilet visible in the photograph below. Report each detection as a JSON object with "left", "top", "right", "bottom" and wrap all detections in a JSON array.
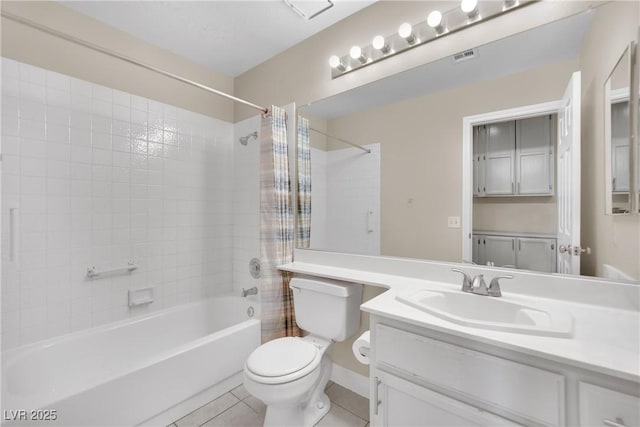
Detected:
[{"left": 243, "top": 276, "right": 363, "bottom": 427}]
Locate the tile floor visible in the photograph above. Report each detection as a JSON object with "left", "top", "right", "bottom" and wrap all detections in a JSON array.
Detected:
[{"left": 168, "top": 381, "right": 370, "bottom": 427}]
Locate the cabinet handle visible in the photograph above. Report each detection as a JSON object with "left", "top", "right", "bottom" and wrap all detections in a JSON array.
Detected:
[
  {"left": 512, "top": 239, "right": 515, "bottom": 250},
  {"left": 373, "top": 377, "right": 381, "bottom": 415},
  {"left": 518, "top": 239, "right": 521, "bottom": 251},
  {"left": 511, "top": 182, "right": 514, "bottom": 193},
  {"left": 603, "top": 417, "right": 627, "bottom": 427}
]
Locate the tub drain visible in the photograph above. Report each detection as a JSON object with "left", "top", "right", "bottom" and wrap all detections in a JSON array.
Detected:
[{"left": 247, "top": 306, "right": 255, "bottom": 317}]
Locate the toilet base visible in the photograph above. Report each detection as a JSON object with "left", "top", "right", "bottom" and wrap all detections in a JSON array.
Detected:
[{"left": 263, "top": 393, "right": 330, "bottom": 427}]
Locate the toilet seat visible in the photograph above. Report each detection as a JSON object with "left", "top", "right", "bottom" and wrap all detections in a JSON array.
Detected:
[{"left": 245, "top": 337, "right": 322, "bottom": 385}]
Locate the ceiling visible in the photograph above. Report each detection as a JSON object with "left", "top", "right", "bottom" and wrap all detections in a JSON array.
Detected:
[
  {"left": 59, "top": 0, "right": 375, "bottom": 77},
  {"left": 303, "top": 10, "right": 593, "bottom": 119}
]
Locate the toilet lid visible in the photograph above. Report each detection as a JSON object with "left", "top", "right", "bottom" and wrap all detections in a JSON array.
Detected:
[{"left": 246, "top": 337, "right": 319, "bottom": 377}]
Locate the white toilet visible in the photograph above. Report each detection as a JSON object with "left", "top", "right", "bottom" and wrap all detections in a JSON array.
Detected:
[{"left": 243, "top": 276, "right": 363, "bottom": 427}]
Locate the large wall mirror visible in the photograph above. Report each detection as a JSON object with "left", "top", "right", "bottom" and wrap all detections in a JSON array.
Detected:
[{"left": 296, "top": 9, "right": 639, "bottom": 281}]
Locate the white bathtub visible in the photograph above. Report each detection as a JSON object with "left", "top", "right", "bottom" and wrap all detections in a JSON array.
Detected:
[{"left": 1, "top": 297, "right": 260, "bottom": 426}]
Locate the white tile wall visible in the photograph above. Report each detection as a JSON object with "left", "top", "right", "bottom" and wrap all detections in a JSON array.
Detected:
[
  {"left": 232, "top": 116, "right": 260, "bottom": 313},
  {"left": 1, "top": 58, "right": 235, "bottom": 349},
  {"left": 311, "top": 144, "right": 381, "bottom": 255},
  {"left": 310, "top": 148, "right": 327, "bottom": 249}
]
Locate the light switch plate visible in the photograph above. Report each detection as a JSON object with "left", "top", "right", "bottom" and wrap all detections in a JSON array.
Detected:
[{"left": 448, "top": 216, "right": 461, "bottom": 228}]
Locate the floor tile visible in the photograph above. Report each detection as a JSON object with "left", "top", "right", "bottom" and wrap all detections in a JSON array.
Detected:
[
  {"left": 174, "top": 392, "right": 239, "bottom": 427},
  {"left": 231, "top": 384, "right": 251, "bottom": 400},
  {"left": 316, "top": 404, "right": 367, "bottom": 427},
  {"left": 201, "top": 402, "right": 263, "bottom": 427},
  {"left": 243, "top": 395, "right": 267, "bottom": 417},
  {"left": 326, "top": 383, "right": 370, "bottom": 421},
  {"left": 325, "top": 380, "right": 335, "bottom": 390}
]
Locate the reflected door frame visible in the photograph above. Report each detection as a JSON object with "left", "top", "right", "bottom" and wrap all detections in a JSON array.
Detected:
[{"left": 461, "top": 101, "right": 564, "bottom": 263}]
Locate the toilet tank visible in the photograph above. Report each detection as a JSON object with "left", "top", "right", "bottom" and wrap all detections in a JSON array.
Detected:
[{"left": 289, "top": 276, "right": 363, "bottom": 342}]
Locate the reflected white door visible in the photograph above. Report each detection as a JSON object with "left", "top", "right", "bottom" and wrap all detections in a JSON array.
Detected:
[{"left": 556, "top": 71, "right": 581, "bottom": 275}]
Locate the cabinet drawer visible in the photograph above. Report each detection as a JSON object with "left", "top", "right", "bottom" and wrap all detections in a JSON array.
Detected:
[
  {"left": 377, "top": 371, "right": 522, "bottom": 426},
  {"left": 579, "top": 382, "right": 640, "bottom": 427},
  {"left": 376, "top": 324, "right": 565, "bottom": 426}
]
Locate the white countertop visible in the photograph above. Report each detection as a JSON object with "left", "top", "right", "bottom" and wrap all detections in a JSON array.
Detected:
[{"left": 279, "top": 260, "right": 640, "bottom": 383}]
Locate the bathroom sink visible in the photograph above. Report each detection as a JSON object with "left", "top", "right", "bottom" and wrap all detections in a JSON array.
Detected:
[{"left": 396, "top": 289, "right": 573, "bottom": 337}]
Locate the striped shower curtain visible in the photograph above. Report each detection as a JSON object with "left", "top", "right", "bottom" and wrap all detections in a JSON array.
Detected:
[
  {"left": 297, "top": 116, "right": 311, "bottom": 248},
  {"left": 260, "top": 105, "right": 301, "bottom": 342}
]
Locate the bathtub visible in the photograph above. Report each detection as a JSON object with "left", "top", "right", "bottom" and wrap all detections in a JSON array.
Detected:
[{"left": 1, "top": 296, "right": 260, "bottom": 426}]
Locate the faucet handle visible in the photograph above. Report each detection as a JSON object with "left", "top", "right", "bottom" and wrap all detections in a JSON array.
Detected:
[
  {"left": 451, "top": 268, "right": 473, "bottom": 292},
  {"left": 472, "top": 274, "right": 488, "bottom": 295},
  {"left": 488, "top": 275, "right": 513, "bottom": 297}
]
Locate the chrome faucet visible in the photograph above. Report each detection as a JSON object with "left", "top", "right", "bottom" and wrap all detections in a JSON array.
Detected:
[
  {"left": 241, "top": 286, "right": 258, "bottom": 297},
  {"left": 451, "top": 268, "right": 473, "bottom": 292},
  {"left": 451, "top": 269, "right": 513, "bottom": 297},
  {"left": 488, "top": 275, "right": 513, "bottom": 297}
]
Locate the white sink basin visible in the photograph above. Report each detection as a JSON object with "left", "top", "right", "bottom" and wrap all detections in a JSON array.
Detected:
[{"left": 396, "top": 289, "right": 573, "bottom": 337}]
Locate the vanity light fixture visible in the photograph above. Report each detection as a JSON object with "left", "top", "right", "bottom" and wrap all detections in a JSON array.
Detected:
[
  {"left": 328, "top": 55, "right": 347, "bottom": 71},
  {"left": 461, "top": 0, "right": 480, "bottom": 21},
  {"left": 372, "top": 35, "right": 391, "bottom": 54},
  {"left": 328, "top": 0, "right": 532, "bottom": 79},
  {"left": 398, "top": 23, "right": 417, "bottom": 45},
  {"left": 502, "top": 0, "right": 518, "bottom": 10},
  {"left": 349, "top": 45, "right": 368, "bottom": 64},
  {"left": 427, "top": 10, "right": 447, "bottom": 35}
]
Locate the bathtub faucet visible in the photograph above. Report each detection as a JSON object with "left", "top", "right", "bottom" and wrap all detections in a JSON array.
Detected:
[{"left": 242, "top": 287, "right": 258, "bottom": 297}]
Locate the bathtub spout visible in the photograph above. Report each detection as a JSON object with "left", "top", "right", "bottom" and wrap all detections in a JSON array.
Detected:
[{"left": 241, "top": 287, "right": 258, "bottom": 297}]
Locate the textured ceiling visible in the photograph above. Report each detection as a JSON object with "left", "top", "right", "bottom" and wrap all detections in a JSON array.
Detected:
[{"left": 59, "top": 1, "right": 375, "bottom": 77}]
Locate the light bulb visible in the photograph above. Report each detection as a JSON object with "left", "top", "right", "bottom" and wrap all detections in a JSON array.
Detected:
[
  {"left": 372, "top": 35, "right": 390, "bottom": 54},
  {"left": 398, "top": 22, "right": 412, "bottom": 38},
  {"left": 460, "top": 0, "right": 479, "bottom": 19},
  {"left": 427, "top": 11, "right": 442, "bottom": 27},
  {"left": 349, "top": 45, "right": 367, "bottom": 64},
  {"left": 328, "top": 55, "right": 346, "bottom": 72},
  {"left": 372, "top": 35, "right": 385, "bottom": 50},
  {"left": 398, "top": 22, "right": 416, "bottom": 45}
]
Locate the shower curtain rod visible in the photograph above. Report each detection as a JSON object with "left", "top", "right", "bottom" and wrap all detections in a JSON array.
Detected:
[
  {"left": 310, "top": 127, "right": 371, "bottom": 154},
  {"left": 1, "top": 11, "right": 270, "bottom": 115}
]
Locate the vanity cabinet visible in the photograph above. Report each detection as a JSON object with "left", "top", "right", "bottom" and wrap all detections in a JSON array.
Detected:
[
  {"left": 473, "top": 232, "right": 556, "bottom": 273},
  {"left": 369, "top": 319, "right": 640, "bottom": 427},
  {"left": 474, "top": 116, "right": 554, "bottom": 197}
]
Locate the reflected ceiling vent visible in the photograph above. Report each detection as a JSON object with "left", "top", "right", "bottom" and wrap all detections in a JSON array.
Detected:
[
  {"left": 284, "top": 0, "right": 334, "bottom": 20},
  {"left": 451, "top": 48, "right": 479, "bottom": 63}
]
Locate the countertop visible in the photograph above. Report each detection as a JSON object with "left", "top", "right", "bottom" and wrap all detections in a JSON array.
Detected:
[{"left": 279, "top": 261, "right": 640, "bottom": 383}]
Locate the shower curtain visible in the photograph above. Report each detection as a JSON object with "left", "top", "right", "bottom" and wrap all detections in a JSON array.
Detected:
[
  {"left": 260, "top": 105, "right": 301, "bottom": 342},
  {"left": 297, "top": 116, "right": 311, "bottom": 248}
]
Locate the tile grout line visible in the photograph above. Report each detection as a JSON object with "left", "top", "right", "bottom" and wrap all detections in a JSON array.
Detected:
[
  {"left": 196, "top": 399, "right": 246, "bottom": 427},
  {"left": 329, "top": 399, "right": 370, "bottom": 425}
]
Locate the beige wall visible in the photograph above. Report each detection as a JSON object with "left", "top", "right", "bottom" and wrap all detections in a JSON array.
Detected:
[
  {"left": 327, "top": 59, "right": 578, "bottom": 262},
  {"left": 1, "top": 1, "right": 234, "bottom": 121},
  {"left": 473, "top": 197, "right": 557, "bottom": 234},
  {"left": 579, "top": 1, "right": 640, "bottom": 278}
]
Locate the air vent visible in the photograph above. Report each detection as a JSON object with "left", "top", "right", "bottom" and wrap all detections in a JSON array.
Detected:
[{"left": 451, "top": 48, "right": 478, "bottom": 63}]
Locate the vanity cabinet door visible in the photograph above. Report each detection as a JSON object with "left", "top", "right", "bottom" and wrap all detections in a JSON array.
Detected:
[
  {"left": 375, "top": 371, "right": 521, "bottom": 427},
  {"left": 473, "top": 126, "right": 487, "bottom": 196},
  {"left": 515, "top": 116, "right": 553, "bottom": 195},
  {"left": 516, "top": 237, "right": 556, "bottom": 273},
  {"left": 484, "top": 121, "right": 516, "bottom": 195},
  {"left": 579, "top": 382, "right": 640, "bottom": 427},
  {"left": 472, "top": 234, "right": 485, "bottom": 265},
  {"left": 483, "top": 236, "right": 516, "bottom": 268}
]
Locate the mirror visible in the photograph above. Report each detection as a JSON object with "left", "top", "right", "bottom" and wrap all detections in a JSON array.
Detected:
[
  {"left": 605, "top": 46, "right": 632, "bottom": 214},
  {"left": 296, "top": 9, "right": 639, "bottom": 280}
]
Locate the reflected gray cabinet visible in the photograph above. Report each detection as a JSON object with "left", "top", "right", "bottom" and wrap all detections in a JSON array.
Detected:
[
  {"left": 611, "top": 101, "right": 630, "bottom": 193},
  {"left": 474, "top": 116, "right": 553, "bottom": 196},
  {"left": 473, "top": 233, "right": 556, "bottom": 273}
]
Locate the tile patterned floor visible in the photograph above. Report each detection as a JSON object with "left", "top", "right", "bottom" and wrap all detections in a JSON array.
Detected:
[{"left": 168, "top": 382, "right": 369, "bottom": 427}]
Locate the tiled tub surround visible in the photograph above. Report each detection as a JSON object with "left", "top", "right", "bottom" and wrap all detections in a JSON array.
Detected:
[
  {"left": 1, "top": 58, "right": 235, "bottom": 350},
  {"left": 2, "top": 297, "right": 260, "bottom": 426}
]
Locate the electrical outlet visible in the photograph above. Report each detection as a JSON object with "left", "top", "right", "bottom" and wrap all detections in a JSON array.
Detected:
[{"left": 447, "top": 216, "right": 461, "bottom": 228}]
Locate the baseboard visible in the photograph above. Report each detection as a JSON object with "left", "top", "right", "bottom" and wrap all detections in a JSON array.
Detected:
[
  {"left": 329, "top": 362, "right": 369, "bottom": 399},
  {"left": 139, "top": 372, "right": 243, "bottom": 426}
]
